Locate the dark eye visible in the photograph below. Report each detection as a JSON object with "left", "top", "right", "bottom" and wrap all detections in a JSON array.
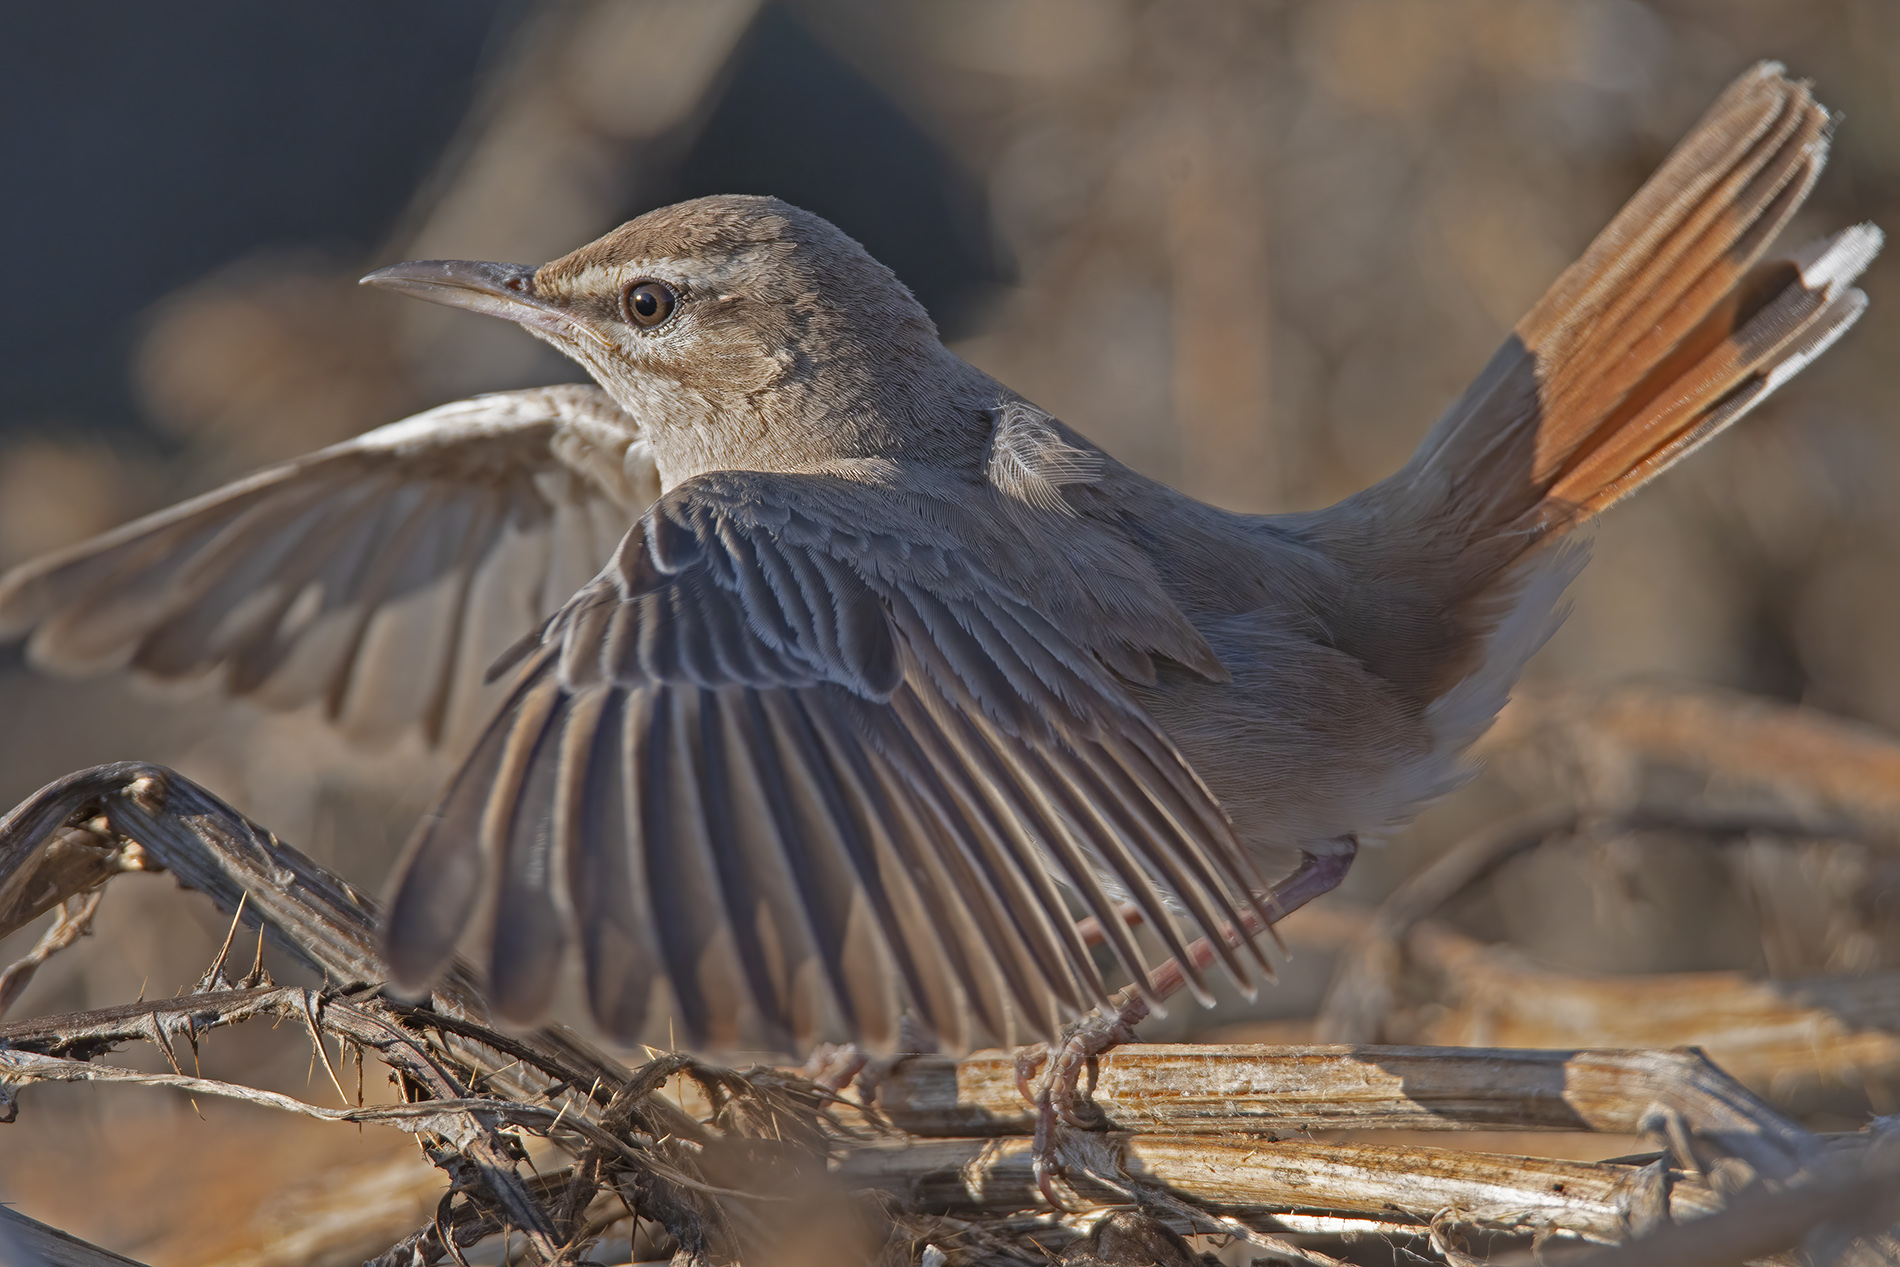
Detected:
[{"left": 623, "top": 280, "right": 677, "bottom": 329}]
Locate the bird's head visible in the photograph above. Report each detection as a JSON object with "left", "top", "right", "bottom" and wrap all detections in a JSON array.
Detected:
[{"left": 363, "top": 196, "right": 969, "bottom": 482}]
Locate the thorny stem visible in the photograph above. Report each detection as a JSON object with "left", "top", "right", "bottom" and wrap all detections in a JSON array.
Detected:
[
  {"left": 0, "top": 763, "right": 840, "bottom": 1265},
  {"left": 2, "top": 757, "right": 1895, "bottom": 1266}
]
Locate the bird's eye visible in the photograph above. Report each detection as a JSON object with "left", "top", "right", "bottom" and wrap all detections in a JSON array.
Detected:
[{"left": 623, "top": 280, "right": 677, "bottom": 329}]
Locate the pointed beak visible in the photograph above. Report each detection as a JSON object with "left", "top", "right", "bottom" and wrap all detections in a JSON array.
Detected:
[{"left": 359, "top": 259, "right": 612, "bottom": 348}]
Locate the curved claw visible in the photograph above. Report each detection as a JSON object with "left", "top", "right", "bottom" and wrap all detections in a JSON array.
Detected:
[
  {"left": 1031, "top": 1085, "right": 1078, "bottom": 1213},
  {"left": 1014, "top": 1041, "right": 1050, "bottom": 1106}
]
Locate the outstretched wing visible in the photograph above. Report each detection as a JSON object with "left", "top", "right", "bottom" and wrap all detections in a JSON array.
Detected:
[
  {"left": 0, "top": 385, "right": 656, "bottom": 747},
  {"left": 387, "top": 469, "right": 1271, "bottom": 1053}
]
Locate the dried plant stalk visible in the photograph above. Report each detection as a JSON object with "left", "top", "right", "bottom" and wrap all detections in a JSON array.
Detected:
[
  {"left": 2, "top": 759, "right": 1897, "bottom": 1266},
  {"left": 838, "top": 1133, "right": 1727, "bottom": 1239},
  {"left": 868, "top": 1044, "right": 1817, "bottom": 1166},
  {"left": 1488, "top": 684, "right": 1900, "bottom": 845},
  {"left": 0, "top": 1206, "right": 149, "bottom": 1267},
  {"left": 1395, "top": 923, "right": 1900, "bottom": 1088}
]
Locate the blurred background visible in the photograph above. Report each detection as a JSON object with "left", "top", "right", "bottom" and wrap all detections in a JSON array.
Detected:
[{"left": 1, "top": 2, "right": 1897, "bottom": 1262}]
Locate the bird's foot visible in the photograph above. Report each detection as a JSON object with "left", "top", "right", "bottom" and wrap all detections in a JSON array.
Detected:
[
  {"left": 1015, "top": 991, "right": 1151, "bottom": 1209},
  {"left": 804, "top": 1013, "right": 939, "bottom": 1099},
  {"left": 1013, "top": 842, "right": 1360, "bottom": 1209},
  {"left": 802, "top": 1042, "right": 869, "bottom": 1092}
]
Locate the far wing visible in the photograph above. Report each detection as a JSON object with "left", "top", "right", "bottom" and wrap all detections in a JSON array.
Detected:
[
  {"left": 387, "top": 470, "right": 1271, "bottom": 1053},
  {"left": 0, "top": 385, "right": 656, "bottom": 747}
]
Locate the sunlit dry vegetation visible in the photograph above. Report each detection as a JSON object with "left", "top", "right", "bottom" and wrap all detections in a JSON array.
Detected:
[{"left": 2, "top": 2, "right": 1897, "bottom": 1263}]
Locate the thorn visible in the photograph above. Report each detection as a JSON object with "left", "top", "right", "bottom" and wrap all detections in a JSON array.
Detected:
[
  {"left": 146, "top": 1015, "right": 185, "bottom": 1076},
  {"left": 301, "top": 990, "right": 350, "bottom": 1107},
  {"left": 201, "top": 892, "right": 248, "bottom": 990},
  {"left": 146, "top": 1013, "right": 198, "bottom": 1121},
  {"left": 471, "top": 1058, "right": 523, "bottom": 1094},
  {"left": 244, "top": 923, "right": 269, "bottom": 989}
]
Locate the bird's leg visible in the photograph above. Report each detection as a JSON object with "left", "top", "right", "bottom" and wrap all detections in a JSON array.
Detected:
[{"left": 1017, "top": 839, "right": 1358, "bottom": 1208}]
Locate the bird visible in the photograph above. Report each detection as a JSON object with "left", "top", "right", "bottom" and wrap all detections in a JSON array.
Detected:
[{"left": 0, "top": 63, "right": 1879, "bottom": 1059}]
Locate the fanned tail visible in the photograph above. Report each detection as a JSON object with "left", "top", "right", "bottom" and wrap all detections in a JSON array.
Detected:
[
  {"left": 1329, "top": 63, "right": 1879, "bottom": 715},
  {"left": 1406, "top": 62, "right": 1879, "bottom": 538}
]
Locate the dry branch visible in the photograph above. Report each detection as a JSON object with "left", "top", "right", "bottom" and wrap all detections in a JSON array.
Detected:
[
  {"left": 839, "top": 1133, "right": 1727, "bottom": 1239},
  {"left": 3, "top": 759, "right": 1898, "bottom": 1265},
  {"left": 868, "top": 1044, "right": 1817, "bottom": 1165},
  {"left": 1487, "top": 684, "right": 1900, "bottom": 847},
  {"left": 1385, "top": 923, "right": 1900, "bottom": 1091},
  {"left": 0, "top": 1206, "right": 148, "bottom": 1267},
  {"left": 0, "top": 763, "right": 811, "bottom": 1264},
  {"left": 1317, "top": 802, "right": 1895, "bottom": 1047},
  {"left": 1503, "top": 1129, "right": 1900, "bottom": 1267},
  {"left": 0, "top": 889, "right": 102, "bottom": 1020}
]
